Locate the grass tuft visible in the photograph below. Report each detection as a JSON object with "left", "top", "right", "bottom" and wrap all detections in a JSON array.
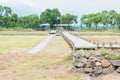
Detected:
[{"left": 109, "top": 55, "right": 120, "bottom": 60}]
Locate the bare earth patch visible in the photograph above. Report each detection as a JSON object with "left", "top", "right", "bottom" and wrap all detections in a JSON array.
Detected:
[
  {"left": 81, "top": 36, "right": 120, "bottom": 45},
  {"left": 91, "top": 73, "right": 120, "bottom": 80},
  {"left": 0, "top": 36, "right": 82, "bottom": 80},
  {"left": 40, "top": 36, "right": 72, "bottom": 54}
]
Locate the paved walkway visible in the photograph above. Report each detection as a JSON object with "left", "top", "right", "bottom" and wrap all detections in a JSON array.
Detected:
[
  {"left": 62, "top": 32, "right": 97, "bottom": 49},
  {"left": 29, "top": 35, "right": 54, "bottom": 53}
]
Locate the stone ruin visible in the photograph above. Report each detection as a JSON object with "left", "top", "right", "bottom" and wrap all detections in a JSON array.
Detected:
[{"left": 70, "top": 50, "right": 120, "bottom": 77}]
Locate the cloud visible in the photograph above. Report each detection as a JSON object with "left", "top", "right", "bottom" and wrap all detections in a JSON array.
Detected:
[
  {"left": 0, "top": 0, "right": 39, "bottom": 9},
  {"left": 0, "top": 0, "right": 120, "bottom": 17}
]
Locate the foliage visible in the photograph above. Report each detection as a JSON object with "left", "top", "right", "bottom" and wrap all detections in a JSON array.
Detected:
[
  {"left": 80, "top": 10, "right": 120, "bottom": 30},
  {"left": 40, "top": 8, "right": 61, "bottom": 29},
  {"left": 0, "top": 4, "right": 120, "bottom": 31},
  {"left": 18, "top": 14, "right": 40, "bottom": 29},
  {"left": 60, "top": 14, "right": 77, "bottom": 30}
]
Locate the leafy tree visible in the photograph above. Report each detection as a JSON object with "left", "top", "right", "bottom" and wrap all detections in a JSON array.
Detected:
[
  {"left": 9, "top": 13, "right": 18, "bottom": 28},
  {"left": 1, "top": 6, "right": 12, "bottom": 28},
  {"left": 3, "top": 6, "right": 12, "bottom": 16},
  {"left": 80, "top": 15, "right": 87, "bottom": 29},
  {"left": 18, "top": 14, "right": 40, "bottom": 29},
  {"left": 0, "top": 5, "right": 4, "bottom": 27},
  {"left": 108, "top": 10, "right": 117, "bottom": 28},
  {"left": 60, "top": 14, "right": 77, "bottom": 30},
  {"left": 80, "top": 14, "right": 93, "bottom": 29},
  {"left": 116, "top": 14, "right": 120, "bottom": 29},
  {"left": 0, "top": 5, "right": 4, "bottom": 17},
  {"left": 80, "top": 10, "right": 120, "bottom": 30},
  {"left": 40, "top": 8, "right": 61, "bottom": 29}
]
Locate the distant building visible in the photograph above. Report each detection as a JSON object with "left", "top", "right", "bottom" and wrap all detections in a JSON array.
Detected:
[
  {"left": 39, "top": 23, "right": 50, "bottom": 31},
  {"left": 54, "top": 24, "right": 75, "bottom": 30},
  {"left": 39, "top": 23, "right": 76, "bottom": 30}
]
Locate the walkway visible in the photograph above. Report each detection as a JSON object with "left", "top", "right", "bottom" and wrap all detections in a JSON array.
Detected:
[
  {"left": 29, "top": 35, "right": 54, "bottom": 53},
  {"left": 62, "top": 32, "right": 97, "bottom": 50}
]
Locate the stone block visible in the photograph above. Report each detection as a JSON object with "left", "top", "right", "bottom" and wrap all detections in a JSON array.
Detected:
[
  {"left": 94, "top": 66, "right": 102, "bottom": 74},
  {"left": 101, "top": 59, "right": 111, "bottom": 68},
  {"left": 103, "top": 66, "right": 114, "bottom": 75},
  {"left": 84, "top": 68, "right": 93, "bottom": 73},
  {"left": 110, "top": 60, "right": 120, "bottom": 66}
]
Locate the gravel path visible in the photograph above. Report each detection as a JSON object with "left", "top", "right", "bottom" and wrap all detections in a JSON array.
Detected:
[{"left": 29, "top": 35, "right": 54, "bottom": 53}]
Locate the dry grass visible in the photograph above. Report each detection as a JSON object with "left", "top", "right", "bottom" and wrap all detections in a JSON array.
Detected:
[
  {"left": 40, "top": 36, "right": 72, "bottom": 54},
  {"left": 77, "top": 31, "right": 120, "bottom": 36},
  {"left": 0, "top": 36, "right": 82, "bottom": 80},
  {"left": 0, "top": 36, "right": 45, "bottom": 53},
  {"left": 0, "top": 31, "right": 48, "bottom": 35},
  {"left": 81, "top": 36, "right": 120, "bottom": 45}
]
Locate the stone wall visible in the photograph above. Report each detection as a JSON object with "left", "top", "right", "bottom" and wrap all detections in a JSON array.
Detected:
[{"left": 70, "top": 50, "right": 120, "bottom": 77}]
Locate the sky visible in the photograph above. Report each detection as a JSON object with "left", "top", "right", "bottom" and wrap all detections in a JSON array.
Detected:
[{"left": 0, "top": 0, "right": 120, "bottom": 18}]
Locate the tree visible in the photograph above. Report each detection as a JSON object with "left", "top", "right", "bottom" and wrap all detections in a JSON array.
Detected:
[
  {"left": 2, "top": 6, "right": 12, "bottom": 28},
  {"left": 116, "top": 14, "right": 120, "bottom": 29},
  {"left": 108, "top": 10, "right": 117, "bottom": 29},
  {"left": 80, "top": 14, "right": 93, "bottom": 29},
  {"left": 80, "top": 15, "right": 87, "bottom": 29},
  {"left": 60, "top": 14, "right": 77, "bottom": 30},
  {"left": 3, "top": 6, "right": 12, "bottom": 16},
  {"left": 18, "top": 14, "right": 40, "bottom": 29},
  {"left": 9, "top": 13, "right": 18, "bottom": 28},
  {"left": 40, "top": 8, "right": 61, "bottom": 29},
  {"left": 0, "top": 5, "right": 4, "bottom": 27},
  {"left": 0, "top": 5, "right": 4, "bottom": 17},
  {"left": 80, "top": 10, "right": 119, "bottom": 30}
]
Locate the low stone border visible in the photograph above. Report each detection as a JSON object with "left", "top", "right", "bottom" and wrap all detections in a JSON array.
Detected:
[{"left": 70, "top": 50, "right": 120, "bottom": 77}]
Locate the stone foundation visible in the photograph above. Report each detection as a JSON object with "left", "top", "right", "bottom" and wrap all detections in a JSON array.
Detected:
[{"left": 70, "top": 50, "right": 120, "bottom": 77}]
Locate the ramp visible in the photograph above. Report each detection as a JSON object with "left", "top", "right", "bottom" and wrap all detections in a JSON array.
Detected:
[{"left": 62, "top": 32, "right": 97, "bottom": 50}]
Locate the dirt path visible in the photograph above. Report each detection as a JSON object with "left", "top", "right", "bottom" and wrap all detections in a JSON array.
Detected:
[
  {"left": 39, "top": 36, "right": 72, "bottom": 54},
  {"left": 29, "top": 35, "right": 54, "bottom": 53}
]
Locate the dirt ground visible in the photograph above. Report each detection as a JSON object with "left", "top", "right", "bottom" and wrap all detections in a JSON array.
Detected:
[
  {"left": 0, "top": 36, "right": 81, "bottom": 80},
  {"left": 0, "top": 36, "right": 120, "bottom": 80},
  {"left": 80, "top": 36, "right": 120, "bottom": 45},
  {"left": 91, "top": 73, "right": 120, "bottom": 80}
]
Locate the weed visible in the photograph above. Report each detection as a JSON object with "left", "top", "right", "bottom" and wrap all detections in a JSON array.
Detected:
[{"left": 109, "top": 55, "right": 120, "bottom": 60}]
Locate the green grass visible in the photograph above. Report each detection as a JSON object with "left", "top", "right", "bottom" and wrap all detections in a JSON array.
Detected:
[
  {"left": 0, "top": 36, "right": 45, "bottom": 52},
  {"left": 109, "top": 55, "right": 120, "bottom": 60},
  {"left": 0, "top": 31, "right": 49, "bottom": 35}
]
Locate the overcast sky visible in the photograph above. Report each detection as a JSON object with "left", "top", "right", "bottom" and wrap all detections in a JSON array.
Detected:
[{"left": 0, "top": 0, "right": 120, "bottom": 17}]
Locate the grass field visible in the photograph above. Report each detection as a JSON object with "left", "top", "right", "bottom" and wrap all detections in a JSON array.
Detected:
[
  {"left": 0, "top": 31, "right": 120, "bottom": 80},
  {"left": 0, "top": 36, "right": 82, "bottom": 80},
  {"left": 0, "top": 31, "right": 49, "bottom": 35},
  {"left": 0, "top": 36, "right": 45, "bottom": 53}
]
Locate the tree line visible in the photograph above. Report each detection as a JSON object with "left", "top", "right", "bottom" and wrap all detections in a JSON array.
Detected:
[
  {"left": 0, "top": 5, "right": 77, "bottom": 30},
  {"left": 80, "top": 10, "right": 120, "bottom": 30},
  {"left": 0, "top": 5, "right": 120, "bottom": 30}
]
